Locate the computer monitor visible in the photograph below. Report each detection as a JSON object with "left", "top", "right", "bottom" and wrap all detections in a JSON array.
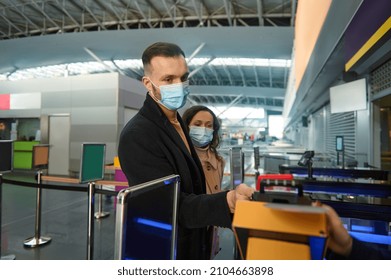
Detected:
[
  {"left": 114, "top": 174, "right": 180, "bottom": 260},
  {"left": 0, "top": 140, "right": 13, "bottom": 173},
  {"left": 79, "top": 143, "right": 106, "bottom": 183}
]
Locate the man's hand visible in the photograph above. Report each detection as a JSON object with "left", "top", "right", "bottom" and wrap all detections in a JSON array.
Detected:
[
  {"left": 313, "top": 201, "right": 353, "bottom": 257},
  {"left": 226, "top": 184, "right": 255, "bottom": 213}
]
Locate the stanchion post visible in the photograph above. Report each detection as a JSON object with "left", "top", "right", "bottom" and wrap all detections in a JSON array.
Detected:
[
  {"left": 24, "top": 170, "right": 52, "bottom": 247},
  {"left": 87, "top": 182, "right": 95, "bottom": 260},
  {"left": 94, "top": 184, "right": 110, "bottom": 219}
]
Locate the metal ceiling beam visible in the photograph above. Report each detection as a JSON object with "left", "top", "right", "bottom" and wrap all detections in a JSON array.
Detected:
[
  {"left": 0, "top": 13, "right": 26, "bottom": 35},
  {"left": 51, "top": 0, "right": 81, "bottom": 30},
  {"left": 118, "top": 0, "right": 140, "bottom": 23},
  {"left": 189, "top": 56, "right": 215, "bottom": 78},
  {"left": 283, "top": 65, "right": 288, "bottom": 87},
  {"left": 191, "top": 0, "right": 203, "bottom": 26},
  {"left": 290, "top": 0, "right": 297, "bottom": 26},
  {"left": 265, "top": 0, "right": 290, "bottom": 14},
  {"left": 95, "top": 0, "right": 129, "bottom": 29},
  {"left": 84, "top": 47, "right": 115, "bottom": 73},
  {"left": 265, "top": 17, "right": 277, "bottom": 27},
  {"left": 237, "top": 65, "right": 246, "bottom": 86},
  {"left": 30, "top": 0, "right": 61, "bottom": 30},
  {"left": 0, "top": 0, "right": 294, "bottom": 39},
  {"left": 6, "top": 2, "right": 41, "bottom": 31},
  {"left": 199, "top": 70, "right": 208, "bottom": 84},
  {"left": 186, "top": 95, "right": 198, "bottom": 105},
  {"left": 229, "top": 111, "right": 255, "bottom": 127},
  {"left": 111, "top": 59, "right": 127, "bottom": 76},
  {"left": 223, "top": 0, "right": 232, "bottom": 26},
  {"left": 257, "top": 0, "right": 264, "bottom": 26},
  {"left": 208, "top": 65, "right": 221, "bottom": 85},
  {"left": 162, "top": 0, "right": 175, "bottom": 25},
  {"left": 222, "top": 64, "right": 233, "bottom": 85},
  {"left": 124, "top": 66, "right": 143, "bottom": 78},
  {"left": 80, "top": 1, "right": 107, "bottom": 30},
  {"left": 187, "top": 42, "right": 206, "bottom": 63},
  {"left": 134, "top": 0, "right": 153, "bottom": 28},
  {"left": 216, "top": 94, "right": 243, "bottom": 117},
  {"left": 253, "top": 65, "right": 260, "bottom": 87}
]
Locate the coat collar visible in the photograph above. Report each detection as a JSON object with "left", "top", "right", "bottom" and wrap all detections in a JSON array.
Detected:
[
  {"left": 195, "top": 146, "right": 219, "bottom": 170},
  {"left": 140, "top": 94, "right": 194, "bottom": 158}
]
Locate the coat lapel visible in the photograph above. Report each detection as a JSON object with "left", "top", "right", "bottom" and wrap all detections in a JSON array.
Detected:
[
  {"left": 140, "top": 94, "right": 206, "bottom": 193},
  {"left": 141, "top": 94, "right": 192, "bottom": 157}
]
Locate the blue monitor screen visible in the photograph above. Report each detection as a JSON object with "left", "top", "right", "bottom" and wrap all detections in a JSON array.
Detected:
[{"left": 117, "top": 176, "right": 179, "bottom": 260}]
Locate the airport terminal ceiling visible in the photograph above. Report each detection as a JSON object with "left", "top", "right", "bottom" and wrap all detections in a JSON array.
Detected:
[{"left": 0, "top": 0, "right": 297, "bottom": 112}]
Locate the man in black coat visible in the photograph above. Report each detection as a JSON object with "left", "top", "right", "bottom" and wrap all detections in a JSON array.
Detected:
[{"left": 118, "top": 42, "right": 254, "bottom": 260}]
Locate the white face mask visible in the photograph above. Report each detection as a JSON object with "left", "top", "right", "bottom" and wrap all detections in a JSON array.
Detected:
[
  {"left": 149, "top": 80, "right": 190, "bottom": 110},
  {"left": 189, "top": 126, "right": 214, "bottom": 147}
]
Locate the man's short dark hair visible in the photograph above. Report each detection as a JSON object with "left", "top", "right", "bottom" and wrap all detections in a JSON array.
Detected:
[{"left": 142, "top": 42, "right": 186, "bottom": 73}]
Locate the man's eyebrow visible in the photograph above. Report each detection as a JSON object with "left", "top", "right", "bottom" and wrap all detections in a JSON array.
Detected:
[
  {"left": 160, "top": 72, "right": 189, "bottom": 80},
  {"left": 160, "top": 74, "right": 176, "bottom": 80}
]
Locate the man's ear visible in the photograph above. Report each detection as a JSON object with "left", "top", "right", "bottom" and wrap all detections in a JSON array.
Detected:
[{"left": 142, "top": 76, "right": 152, "bottom": 92}]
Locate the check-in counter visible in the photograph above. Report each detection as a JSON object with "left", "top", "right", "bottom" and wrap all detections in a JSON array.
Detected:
[
  {"left": 254, "top": 175, "right": 391, "bottom": 248},
  {"left": 13, "top": 141, "right": 40, "bottom": 169},
  {"left": 300, "top": 177, "right": 391, "bottom": 246},
  {"left": 280, "top": 164, "right": 389, "bottom": 180},
  {"left": 263, "top": 153, "right": 303, "bottom": 173}
]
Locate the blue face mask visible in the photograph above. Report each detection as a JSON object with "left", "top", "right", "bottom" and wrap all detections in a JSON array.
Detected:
[
  {"left": 151, "top": 80, "right": 190, "bottom": 111},
  {"left": 189, "top": 126, "right": 214, "bottom": 147}
]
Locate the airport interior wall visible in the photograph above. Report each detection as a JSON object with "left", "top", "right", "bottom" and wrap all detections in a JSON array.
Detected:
[{"left": 0, "top": 73, "right": 145, "bottom": 175}]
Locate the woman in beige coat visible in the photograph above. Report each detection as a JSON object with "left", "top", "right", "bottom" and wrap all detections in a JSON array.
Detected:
[{"left": 183, "top": 105, "right": 225, "bottom": 259}]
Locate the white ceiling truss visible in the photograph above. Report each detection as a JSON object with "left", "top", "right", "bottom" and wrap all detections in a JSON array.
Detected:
[{"left": 0, "top": 0, "right": 297, "bottom": 111}]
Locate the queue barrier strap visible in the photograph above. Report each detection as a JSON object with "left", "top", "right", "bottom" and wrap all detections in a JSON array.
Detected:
[
  {"left": 40, "top": 175, "right": 129, "bottom": 187},
  {"left": 2, "top": 177, "right": 122, "bottom": 196}
]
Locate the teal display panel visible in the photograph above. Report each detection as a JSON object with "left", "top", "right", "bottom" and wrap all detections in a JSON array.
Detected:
[
  {"left": 79, "top": 143, "right": 106, "bottom": 184},
  {"left": 0, "top": 140, "right": 13, "bottom": 173}
]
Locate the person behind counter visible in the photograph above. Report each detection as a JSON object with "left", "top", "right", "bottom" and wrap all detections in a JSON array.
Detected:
[
  {"left": 183, "top": 105, "right": 225, "bottom": 259},
  {"left": 314, "top": 201, "right": 391, "bottom": 260},
  {"left": 118, "top": 41, "right": 254, "bottom": 260}
]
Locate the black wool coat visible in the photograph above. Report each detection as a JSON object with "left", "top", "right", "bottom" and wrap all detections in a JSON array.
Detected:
[{"left": 118, "top": 94, "right": 232, "bottom": 260}]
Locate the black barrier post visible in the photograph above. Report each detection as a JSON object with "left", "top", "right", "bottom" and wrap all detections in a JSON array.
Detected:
[
  {"left": 24, "top": 170, "right": 52, "bottom": 247},
  {"left": 0, "top": 174, "right": 16, "bottom": 260},
  {"left": 87, "top": 182, "right": 95, "bottom": 260},
  {"left": 254, "top": 146, "right": 260, "bottom": 186}
]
